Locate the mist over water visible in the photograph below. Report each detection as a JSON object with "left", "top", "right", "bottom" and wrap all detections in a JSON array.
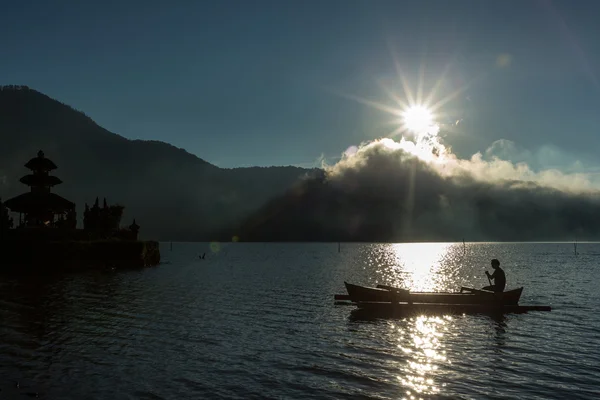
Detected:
[
  {"left": 288, "top": 132, "right": 600, "bottom": 242},
  {"left": 1, "top": 242, "right": 598, "bottom": 399}
]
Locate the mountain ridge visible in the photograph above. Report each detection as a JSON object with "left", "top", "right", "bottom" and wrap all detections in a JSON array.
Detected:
[
  {"left": 0, "top": 85, "right": 312, "bottom": 240},
  {"left": 5, "top": 85, "right": 600, "bottom": 243}
]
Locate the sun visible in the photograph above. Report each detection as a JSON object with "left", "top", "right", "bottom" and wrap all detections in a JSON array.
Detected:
[{"left": 403, "top": 105, "right": 434, "bottom": 134}]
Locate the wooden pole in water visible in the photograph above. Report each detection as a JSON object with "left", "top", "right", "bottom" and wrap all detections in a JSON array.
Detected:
[
  {"left": 338, "top": 242, "right": 341, "bottom": 253},
  {"left": 170, "top": 242, "right": 173, "bottom": 251}
]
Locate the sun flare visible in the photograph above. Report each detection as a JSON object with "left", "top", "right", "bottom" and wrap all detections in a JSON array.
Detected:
[
  {"left": 333, "top": 50, "right": 470, "bottom": 164},
  {"left": 403, "top": 105, "right": 434, "bottom": 134}
]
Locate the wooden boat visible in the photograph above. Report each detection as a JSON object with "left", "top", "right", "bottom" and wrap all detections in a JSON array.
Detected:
[
  {"left": 351, "top": 301, "right": 550, "bottom": 319},
  {"left": 342, "top": 282, "right": 523, "bottom": 305},
  {"left": 343, "top": 282, "right": 410, "bottom": 302}
]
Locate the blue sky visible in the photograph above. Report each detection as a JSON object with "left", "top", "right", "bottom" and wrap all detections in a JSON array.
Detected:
[{"left": 1, "top": 0, "right": 600, "bottom": 169}]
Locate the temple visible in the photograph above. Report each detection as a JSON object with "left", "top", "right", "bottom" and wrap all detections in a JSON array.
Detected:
[
  {"left": 0, "top": 151, "right": 159, "bottom": 268},
  {"left": 84, "top": 197, "right": 124, "bottom": 231},
  {"left": 3, "top": 150, "right": 139, "bottom": 237},
  {"left": 4, "top": 150, "right": 76, "bottom": 228}
]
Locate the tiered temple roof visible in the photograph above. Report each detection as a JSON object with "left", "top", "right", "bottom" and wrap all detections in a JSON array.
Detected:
[
  {"left": 4, "top": 150, "right": 75, "bottom": 227},
  {"left": 24, "top": 151, "right": 58, "bottom": 172}
]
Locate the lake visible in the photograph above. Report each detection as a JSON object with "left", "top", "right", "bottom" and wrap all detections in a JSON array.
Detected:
[{"left": 1, "top": 242, "right": 599, "bottom": 399}]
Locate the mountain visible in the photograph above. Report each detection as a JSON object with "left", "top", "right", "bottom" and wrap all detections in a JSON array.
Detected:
[
  {"left": 234, "top": 146, "right": 600, "bottom": 242},
  {"left": 0, "top": 85, "right": 312, "bottom": 240},
  {"left": 5, "top": 85, "right": 599, "bottom": 243}
]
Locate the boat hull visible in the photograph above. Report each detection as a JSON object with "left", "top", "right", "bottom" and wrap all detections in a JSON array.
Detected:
[
  {"left": 351, "top": 301, "right": 550, "bottom": 319},
  {"left": 344, "top": 282, "right": 410, "bottom": 302},
  {"left": 344, "top": 282, "right": 523, "bottom": 305}
]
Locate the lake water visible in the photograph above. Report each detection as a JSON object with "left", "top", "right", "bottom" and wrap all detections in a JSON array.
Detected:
[{"left": 1, "top": 242, "right": 599, "bottom": 399}]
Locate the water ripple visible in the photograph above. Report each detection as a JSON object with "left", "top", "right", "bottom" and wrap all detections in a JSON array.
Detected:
[{"left": 0, "top": 242, "right": 599, "bottom": 399}]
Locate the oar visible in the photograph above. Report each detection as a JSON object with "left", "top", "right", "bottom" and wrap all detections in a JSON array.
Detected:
[{"left": 484, "top": 271, "right": 493, "bottom": 291}]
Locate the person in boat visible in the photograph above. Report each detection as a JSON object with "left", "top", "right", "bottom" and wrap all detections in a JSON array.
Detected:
[{"left": 483, "top": 259, "right": 506, "bottom": 292}]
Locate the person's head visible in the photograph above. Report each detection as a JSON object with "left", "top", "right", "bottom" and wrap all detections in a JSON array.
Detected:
[{"left": 491, "top": 259, "right": 500, "bottom": 269}]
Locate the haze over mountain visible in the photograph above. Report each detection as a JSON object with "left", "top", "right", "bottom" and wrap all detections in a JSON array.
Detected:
[
  {"left": 234, "top": 138, "right": 600, "bottom": 242},
  {"left": 0, "top": 86, "right": 312, "bottom": 240}
]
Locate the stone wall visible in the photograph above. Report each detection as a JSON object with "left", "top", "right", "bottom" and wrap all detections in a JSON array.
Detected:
[
  {"left": 4, "top": 227, "right": 138, "bottom": 242},
  {"left": 0, "top": 239, "right": 161, "bottom": 271}
]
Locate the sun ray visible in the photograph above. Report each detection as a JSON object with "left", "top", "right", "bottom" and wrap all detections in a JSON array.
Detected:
[
  {"left": 424, "top": 61, "right": 455, "bottom": 108},
  {"left": 326, "top": 41, "right": 484, "bottom": 165},
  {"left": 387, "top": 125, "right": 408, "bottom": 139},
  {"left": 429, "top": 71, "right": 486, "bottom": 111},
  {"left": 416, "top": 61, "right": 426, "bottom": 106},
  {"left": 329, "top": 89, "right": 404, "bottom": 117},
  {"left": 377, "top": 78, "right": 409, "bottom": 110},
  {"left": 388, "top": 42, "right": 417, "bottom": 107}
]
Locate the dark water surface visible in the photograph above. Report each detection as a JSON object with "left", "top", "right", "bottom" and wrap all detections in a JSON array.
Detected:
[{"left": 1, "top": 242, "right": 599, "bottom": 399}]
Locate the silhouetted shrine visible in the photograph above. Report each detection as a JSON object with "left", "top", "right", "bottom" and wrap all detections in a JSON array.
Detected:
[
  {"left": 4, "top": 150, "right": 76, "bottom": 228},
  {"left": 84, "top": 197, "right": 124, "bottom": 232},
  {"left": 2, "top": 150, "right": 141, "bottom": 240},
  {"left": 0, "top": 150, "right": 159, "bottom": 268}
]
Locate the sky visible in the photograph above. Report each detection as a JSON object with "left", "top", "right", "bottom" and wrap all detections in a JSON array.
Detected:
[{"left": 1, "top": 0, "right": 600, "bottom": 169}]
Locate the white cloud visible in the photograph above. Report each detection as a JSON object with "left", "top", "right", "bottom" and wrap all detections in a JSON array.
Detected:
[{"left": 326, "top": 135, "right": 600, "bottom": 193}]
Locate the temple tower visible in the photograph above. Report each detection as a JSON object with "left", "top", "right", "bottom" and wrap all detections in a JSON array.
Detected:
[{"left": 4, "top": 150, "right": 75, "bottom": 227}]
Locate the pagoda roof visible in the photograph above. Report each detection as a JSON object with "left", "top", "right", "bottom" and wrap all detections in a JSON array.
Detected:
[
  {"left": 19, "top": 174, "right": 63, "bottom": 187},
  {"left": 4, "top": 192, "right": 75, "bottom": 213},
  {"left": 24, "top": 150, "right": 57, "bottom": 172}
]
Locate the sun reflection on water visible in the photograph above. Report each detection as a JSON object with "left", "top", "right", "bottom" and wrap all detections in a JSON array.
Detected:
[
  {"left": 370, "top": 243, "right": 464, "bottom": 292},
  {"left": 393, "top": 315, "right": 450, "bottom": 399},
  {"left": 358, "top": 243, "right": 509, "bottom": 398}
]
